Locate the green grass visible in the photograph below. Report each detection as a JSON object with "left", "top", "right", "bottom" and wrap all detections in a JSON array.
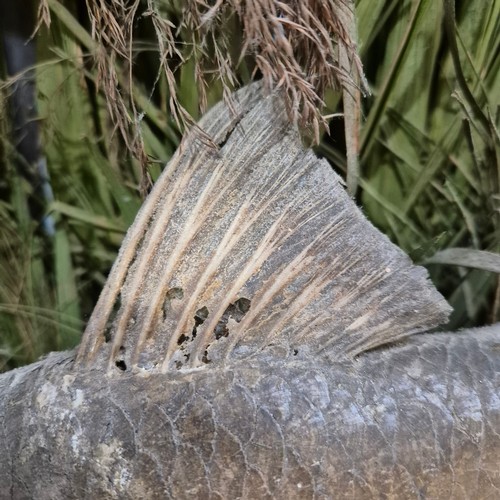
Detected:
[{"left": 0, "top": 0, "right": 498, "bottom": 371}]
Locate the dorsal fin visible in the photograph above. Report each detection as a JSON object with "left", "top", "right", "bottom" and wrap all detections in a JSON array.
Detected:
[{"left": 76, "top": 83, "right": 451, "bottom": 372}]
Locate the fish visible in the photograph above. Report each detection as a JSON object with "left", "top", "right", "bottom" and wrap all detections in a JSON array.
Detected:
[{"left": 0, "top": 84, "right": 498, "bottom": 499}]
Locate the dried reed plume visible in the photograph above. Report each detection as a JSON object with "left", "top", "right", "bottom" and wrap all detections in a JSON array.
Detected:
[{"left": 40, "top": 0, "right": 368, "bottom": 185}]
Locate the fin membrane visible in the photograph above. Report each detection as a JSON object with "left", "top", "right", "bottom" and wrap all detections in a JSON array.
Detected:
[{"left": 77, "top": 83, "right": 451, "bottom": 372}]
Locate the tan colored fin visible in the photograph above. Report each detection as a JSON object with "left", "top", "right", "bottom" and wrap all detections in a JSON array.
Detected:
[{"left": 76, "top": 83, "right": 451, "bottom": 373}]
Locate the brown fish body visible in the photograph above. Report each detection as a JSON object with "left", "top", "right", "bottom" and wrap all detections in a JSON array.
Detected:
[{"left": 1, "top": 327, "right": 499, "bottom": 499}]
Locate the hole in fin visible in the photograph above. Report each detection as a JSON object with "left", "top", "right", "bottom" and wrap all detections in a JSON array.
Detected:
[
  {"left": 177, "top": 334, "right": 189, "bottom": 346},
  {"left": 192, "top": 306, "right": 209, "bottom": 339},
  {"left": 217, "top": 113, "right": 246, "bottom": 148},
  {"left": 214, "top": 297, "right": 251, "bottom": 340},
  {"left": 202, "top": 344, "right": 212, "bottom": 364},
  {"left": 176, "top": 306, "right": 210, "bottom": 364},
  {"left": 115, "top": 346, "right": 127, "bottom": 371},
  {"left": 175, "top": 353, "right": 191, "bottom": 370},
  {"left": 115, "top": 360, "right": 127, "bottom": 371}
]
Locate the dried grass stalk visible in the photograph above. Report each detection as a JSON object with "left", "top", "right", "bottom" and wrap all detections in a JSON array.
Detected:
[{"left": 39, "top": 0, "right": 368, "bottom": 176}]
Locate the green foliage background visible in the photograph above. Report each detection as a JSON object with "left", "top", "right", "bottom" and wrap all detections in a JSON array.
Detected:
[{"left": 1, "top": 0, "right": 499, "bottom": 371}]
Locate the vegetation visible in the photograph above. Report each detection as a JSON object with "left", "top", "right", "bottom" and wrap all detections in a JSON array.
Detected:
[{"left": 0, "top": 0, "right": 498, "bottom": 371}]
